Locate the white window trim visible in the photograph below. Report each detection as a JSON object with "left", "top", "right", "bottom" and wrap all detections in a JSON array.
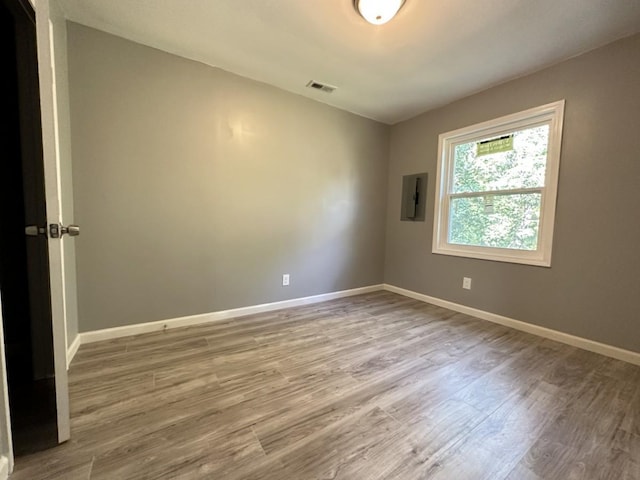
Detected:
[{"left": 432, "top": 100, "right": 565, "bottom": 267}]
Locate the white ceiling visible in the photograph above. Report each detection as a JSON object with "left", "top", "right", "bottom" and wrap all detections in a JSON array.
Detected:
[{"left": 56, "top": 0, "right": 640, "bottom": 124}]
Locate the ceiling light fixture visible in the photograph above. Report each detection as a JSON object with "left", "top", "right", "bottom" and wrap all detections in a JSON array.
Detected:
[{"left": 355, "top": 0, "right": 405, "bottom": 25}]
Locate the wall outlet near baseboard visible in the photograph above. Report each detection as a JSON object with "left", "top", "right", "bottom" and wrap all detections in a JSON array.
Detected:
[
  {"left": 463, "top": 277, "right": 472, "bottom": 290},
  {"left": 282, "top": 274, "right": 290, "bottom": 286}
]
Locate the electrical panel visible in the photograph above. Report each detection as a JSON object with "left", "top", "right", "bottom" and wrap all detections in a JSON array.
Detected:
[{"left": 400, "top": 173, "right": 427, "bottom": 222}]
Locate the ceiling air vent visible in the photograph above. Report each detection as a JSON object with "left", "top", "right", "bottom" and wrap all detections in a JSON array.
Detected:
[{"left": 306, "top": 80, "right": 337, "bottom": 94}]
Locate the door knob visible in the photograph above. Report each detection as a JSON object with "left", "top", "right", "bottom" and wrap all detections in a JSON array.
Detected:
[
  {"left": 25, "top": 225, "right": 47, "bottom": 237},
  {"left": 61, "top": 225, "right": 80, "bottom": 237},
  {"left": 49, "top": 224, "right": 80, "bottom": 238}
]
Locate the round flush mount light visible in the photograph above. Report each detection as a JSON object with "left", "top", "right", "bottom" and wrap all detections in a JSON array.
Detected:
[{"left": 355, "top": 0, "right": 406, "bottom": 25}]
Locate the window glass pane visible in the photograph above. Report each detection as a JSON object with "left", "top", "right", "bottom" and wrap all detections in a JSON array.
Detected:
[
  {"left": 452, "top": 125, "right": 549, "bottom": 193},
  {"left": 448, "top": 193, "right": 542, "bottom": 250}
]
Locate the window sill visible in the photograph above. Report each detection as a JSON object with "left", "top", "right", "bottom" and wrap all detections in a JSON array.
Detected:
[{"left": 432, "top": 245, "right": 551, "bottom": 267}]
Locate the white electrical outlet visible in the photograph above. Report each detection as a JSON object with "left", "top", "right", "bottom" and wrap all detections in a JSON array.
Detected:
[
  {"left": 463, "top": 277, "right": 472, "bottom": 290},
  {"left": 282, "top": 274, "right": 290, "bottom": 286}
]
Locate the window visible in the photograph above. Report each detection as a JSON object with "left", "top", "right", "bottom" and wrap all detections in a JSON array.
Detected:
[{"left": 432, "top": 101, "right": 565, "bottom": 266}]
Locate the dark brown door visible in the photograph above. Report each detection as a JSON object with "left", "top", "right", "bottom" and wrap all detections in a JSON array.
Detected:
[{"left": 0, "top": 0, "right": 59, "bottom": 455}]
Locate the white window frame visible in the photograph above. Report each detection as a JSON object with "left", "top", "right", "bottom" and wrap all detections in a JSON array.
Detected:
[{"left": 432, "top": 100, "right": 565, "bottom": 267}]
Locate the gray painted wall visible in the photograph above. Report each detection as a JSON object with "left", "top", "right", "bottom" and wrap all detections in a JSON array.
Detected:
[
  {"left": 385, "top": 33, "right": 640, "bottom": 353},
  {"left": 67, "top": 23, "right": 389, "bottom": 332}
]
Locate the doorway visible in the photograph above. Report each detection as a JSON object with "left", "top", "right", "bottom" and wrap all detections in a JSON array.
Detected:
[{"left": 0, "top": 0, "right": 59, "bottom": 455}]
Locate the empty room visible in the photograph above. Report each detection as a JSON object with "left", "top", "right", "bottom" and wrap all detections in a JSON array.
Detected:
[{"left": 0, "top": 0, "right": 639, "bottom": 479}]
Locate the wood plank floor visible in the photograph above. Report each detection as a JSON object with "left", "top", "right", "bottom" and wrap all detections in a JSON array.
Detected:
[{"left": 11, "top": 291, "right": 640, "bottom": 479}]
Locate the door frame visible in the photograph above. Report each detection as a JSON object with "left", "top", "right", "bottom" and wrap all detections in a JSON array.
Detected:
[{"left": 0, "top": 300, "right": 13, "bottom": 473}]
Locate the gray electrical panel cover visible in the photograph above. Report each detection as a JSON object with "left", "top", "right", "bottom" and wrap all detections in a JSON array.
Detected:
[{"left": 400, "top": 173, "right": 427, "bottom": 221}]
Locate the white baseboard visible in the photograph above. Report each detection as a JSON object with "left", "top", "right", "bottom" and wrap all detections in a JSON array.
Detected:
[
  {"left": 80, "top": 284, "right": 384, "bottom": 344},
  {"left": 74, "top": 282, "right": 640, "bottom": 366},
  {"left": 66, "top": 334, "right": 81, "bottom": 368},
  {"left": 384, "top": 284, "right": 640, "bottom": 366},
  {"left": 0, "top": 455, "right": 9, "bottom": 480}
]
